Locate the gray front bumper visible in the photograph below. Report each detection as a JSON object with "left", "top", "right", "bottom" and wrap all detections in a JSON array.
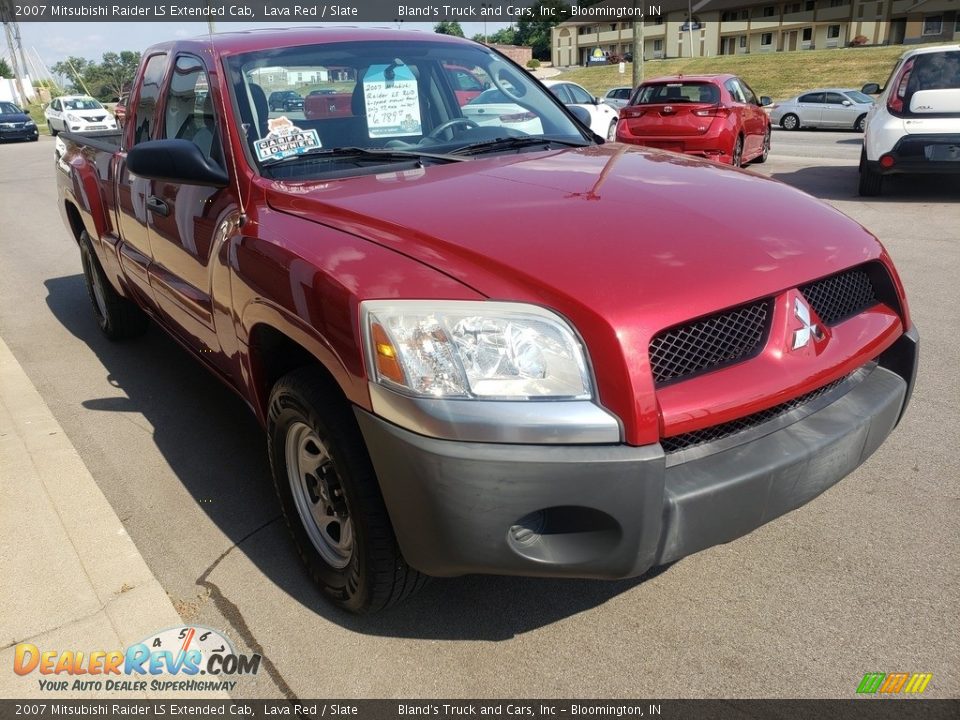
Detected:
[{"left": 356, "top": 330, "right": 917, "bottom": 579}]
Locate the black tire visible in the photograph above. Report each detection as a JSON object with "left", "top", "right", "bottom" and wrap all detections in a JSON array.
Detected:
[
  {"left": 30, "top": 135, "right": 39, "bottom": 142},
  {"left": 855, "top": 114, "right": 867, "bottom": 132},
  {"left": 780, "top": 113, "right": 800, "bottom": 131},
  {"left": 606, "top": 119, "right": 617, "bottom": 142},
  {"left": 858, "top": 148, "right": 883, "bottom": 197},
  {"left": 268, "top": 367, "right": 428, "bottom": 614},
  {"left": 731, "top": 135, "right": 744, "bottom": 168},
  {"left": 79, "top": 231, "right": 149, "bottom": 340},
  {"left": 753, "top": 128, "right": 771, "bottom": 164}
]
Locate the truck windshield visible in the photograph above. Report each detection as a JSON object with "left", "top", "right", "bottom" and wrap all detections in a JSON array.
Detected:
[{"left": 224, "top": 38, "right": 589, "bottom": 178}]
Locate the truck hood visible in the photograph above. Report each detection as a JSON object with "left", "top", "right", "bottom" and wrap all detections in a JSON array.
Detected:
[{"left": 263, "top": 144, "right": 885, "bottom": 335}]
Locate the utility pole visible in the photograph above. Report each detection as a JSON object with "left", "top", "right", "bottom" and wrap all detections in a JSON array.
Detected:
[
  {"left": 631, "top": 1, "right": 643, "bottom": 89},
  {"left": 3, "top": 22, "right": 27, "bottom": 105}
]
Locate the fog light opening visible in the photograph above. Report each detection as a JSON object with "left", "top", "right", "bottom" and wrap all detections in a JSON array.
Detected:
[{"left": 879, "top": 154, "right": 895, "bottom": 169}]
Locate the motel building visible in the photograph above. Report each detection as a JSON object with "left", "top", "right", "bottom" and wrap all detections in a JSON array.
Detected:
[{"left": 552, "top": 0, "right": 960, "bottom": 66}]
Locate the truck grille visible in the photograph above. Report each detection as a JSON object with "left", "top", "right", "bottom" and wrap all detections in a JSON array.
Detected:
[
  {"left": 649, "top": 301, "right": 771, "bottom": 385},
  {"left": 661, "top": 376, "right": 848, "bottom": 454},
  {"left": 800, "top": 268, "right": 877, "bottom": 326}
]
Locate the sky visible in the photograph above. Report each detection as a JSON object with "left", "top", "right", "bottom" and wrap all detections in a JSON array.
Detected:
[{"left": 13, "top": 22, "right": 514, "bottom": 76}]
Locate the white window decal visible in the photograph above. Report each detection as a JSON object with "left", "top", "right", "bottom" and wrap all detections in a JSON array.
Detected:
[
  {"left": 254, "top": 116, "right": 322, "bottom": 162},
  {"left": 363, "top": 63, "right": 422, "bottom": 138}
]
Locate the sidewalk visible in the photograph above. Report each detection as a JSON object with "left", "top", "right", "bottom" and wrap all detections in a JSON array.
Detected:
[{"left": 0, "top": 336, "right": 223, "bottom": 699}]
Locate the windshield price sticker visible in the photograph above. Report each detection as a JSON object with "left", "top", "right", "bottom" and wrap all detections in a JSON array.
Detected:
[
  {"left": 254, "top": 116, "right": 322, "bottom": 162},
  {"left": 363, "top": 63, "right": 422, "bottom": 138}
]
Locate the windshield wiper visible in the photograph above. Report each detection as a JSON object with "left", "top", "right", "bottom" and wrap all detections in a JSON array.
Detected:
[
  {"left": 451, "top": 136, "right": 590, "bottom": 156},
  {"left": 261, "top": 146, "right": 466, "bottom": 168}
]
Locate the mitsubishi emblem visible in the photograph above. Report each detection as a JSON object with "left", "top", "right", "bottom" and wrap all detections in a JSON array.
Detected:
[{"left": 792, "top": 297, "right": 824, "bottom": 350}]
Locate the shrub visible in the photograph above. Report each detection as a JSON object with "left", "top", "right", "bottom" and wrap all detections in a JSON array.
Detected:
[{"left": 526, "top": 58, "right": 541, "bottom": 69}]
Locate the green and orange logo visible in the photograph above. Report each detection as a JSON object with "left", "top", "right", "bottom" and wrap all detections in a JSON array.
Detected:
[{"left": 857, "top": 672, "right": 932, "bottom": 695}]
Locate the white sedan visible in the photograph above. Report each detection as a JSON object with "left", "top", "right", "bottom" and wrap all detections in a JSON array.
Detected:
[
  {"left": 542, "top": 80, "right": 620, "bottom": 140},
  {"left": 461, "top": 88, "right": 544, "bottom": 136},
  {"left": 44, "top": 96, "right": 118, "bottom": 135}
]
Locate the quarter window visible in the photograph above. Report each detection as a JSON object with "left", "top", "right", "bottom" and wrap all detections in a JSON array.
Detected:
[
  {"left": 799, "top": 92, "right": 824, "bottom": 103},
  {"left": 132, "top": 54, "right": 167, "bottom": 146}
]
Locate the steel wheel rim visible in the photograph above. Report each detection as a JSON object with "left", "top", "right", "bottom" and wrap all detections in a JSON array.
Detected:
[
  {"left": 286, "top": 421, "right": 353, "bottom": 569},
  {"left": 85, "top": 251, "right": 108, "bottom": 321},
  {"left": 783, "top": 115, "right": 797, "bottom": 130},
  {"left": 733, "top": 139, "right": 743, "bottom": 167},
  {"left": 607, "top": 120, "right": 617, "bottom": 141}
]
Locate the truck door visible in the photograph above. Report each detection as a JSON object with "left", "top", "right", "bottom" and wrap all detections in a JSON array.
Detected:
[
  {"left": 115, "top": 52, "right": 167, "bottom": 310},
  {"left": 145, "top": 54, "right": 233, "bottom": 369}
]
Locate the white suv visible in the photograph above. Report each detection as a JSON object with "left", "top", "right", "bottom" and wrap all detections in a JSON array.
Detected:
[{"left": 859, "top": 44, "right": 960, "bottom": 196}]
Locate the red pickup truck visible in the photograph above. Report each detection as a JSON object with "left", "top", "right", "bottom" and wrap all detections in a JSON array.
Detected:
[{"left": 57, "top": 28, "right": 918, "bottom": 614}]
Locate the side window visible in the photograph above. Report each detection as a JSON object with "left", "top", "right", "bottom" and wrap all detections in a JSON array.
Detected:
[
  {"left": 566, "top": 84, "right": 594, "bottom": 104},
  {"left": 824, "top": 92, "right": 847, "bottom": 104},
  {"left": 132, "top": 54, "right": 167, "bottom": 146},
  {"left": 738, "top": 80, "right": 758, "bottom": 105},
  {"left": 549, "top": 85, "right": 572, "bottom": 103},
  {"left": 725, "top": 79, "right": 746, "bottom": 103},
  {"left": 164, "top": 55, "right": 219, "bottom": 163},
  {"left": 799, "top": 92, "right": 824, "bottom": 104}
]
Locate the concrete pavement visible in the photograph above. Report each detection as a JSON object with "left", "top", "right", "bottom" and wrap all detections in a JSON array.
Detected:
[{"left": 0, "top": 335, "right": 224, "bottom": 699}]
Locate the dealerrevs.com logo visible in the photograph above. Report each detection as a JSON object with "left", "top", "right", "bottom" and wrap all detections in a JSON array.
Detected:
[{"left": 13, "top": 626, "right": 261, "bottom": 693}]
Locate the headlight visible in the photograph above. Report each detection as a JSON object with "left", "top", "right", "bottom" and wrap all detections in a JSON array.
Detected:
[
  {"left": 25, "top": 120, "right": 35, "bottom": 126},
  {"left": 66, "top": 113, "right": 80, "bottom": 123},
  {"left": 362, "top": 301, "right": 593, "bottom": 400}
]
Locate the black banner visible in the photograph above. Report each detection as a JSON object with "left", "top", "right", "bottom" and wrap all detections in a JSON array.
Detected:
[
  {"left": 0, "top": 0, "right": 669, "bottom": 24},
  {"left": 1, "top": 700, "right": 958, "bottom": 720}
]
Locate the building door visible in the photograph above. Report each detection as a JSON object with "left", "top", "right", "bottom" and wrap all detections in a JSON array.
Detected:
[{"left": 788, "top": 31, "right": 798, "bottom": 51}]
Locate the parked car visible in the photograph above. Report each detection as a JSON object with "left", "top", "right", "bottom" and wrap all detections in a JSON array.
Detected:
[
  {"left": 114, "top": 93, "right": 128, "bottom": 128},
  {"left": 616, "top": 74, "right": 772, "bottom": 167},
  {"left": 859, "top": 43, "right": 960, "bottom": 196},
  {"left": 769, "top": 88, "right": 874, "bottom": 131},
  {"left": 461, "top": 88, "right": 544, "bottom": 135},
  {"left": 44, "top": 96, "right": 117, "bottom": 136},
  {"left": 269, "top": 90, "right": 304, "bottom": 112},
  {"left": 543, "top": 79, "right": 620, "bottom": 140},
  {"left": 604, "top": 86, "right": 633, "bottom": 110},
  {"left": 0, "top": 101, "right": 38, "bottom": 142},
  {"left": 57, "top": 28, "right": 917, "bottom": 614}
]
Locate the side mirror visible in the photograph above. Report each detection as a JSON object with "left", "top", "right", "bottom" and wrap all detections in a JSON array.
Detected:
[
  {"left": 759, "top": 96, "right": 772, "bottom": 107},
  {"left": 861, "top": 83, "right": 880, "bottom": 95},
  {"left": 568, "top": 105, "right": 593, "bottom": 127},
  {"left": 127, "top": 139, "right": 228, "bottom": 188},
  {"left": 594, "top": 96, "right": 603, "bottom": 105},
  {"left": 842, "top": 100, "right": 852, "bottom": 106}
]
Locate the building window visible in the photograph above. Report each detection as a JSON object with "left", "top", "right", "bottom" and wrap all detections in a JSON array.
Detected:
[
  {"left": 802, "top": 27, "right": 813, "bottom": 41},
  {"left": 739, "top": 35, "right": 747, "bottom": 48},
  {"left": 923, "top": 16, "right": 943, "bottom": 35},
  {"left": 805, "top": 0, "right": 815, "bottom": 10},
  {"left": 763, "top": 6, "right": 775, "bottom": 16},
  {"left": 787, "top": 3, "right": 801, "bottom": 13},
  {"left": 653, "top": 39, "right": 663, "bottom": 51},
  {"left": 829, "top": 0, "right": 845, "bottom": 7},
  {"left": 827, "top": 25, "right": 841, "bottom": 38},
  {"left": 761, "top": 32, "right": 773, "bottom": 45}
]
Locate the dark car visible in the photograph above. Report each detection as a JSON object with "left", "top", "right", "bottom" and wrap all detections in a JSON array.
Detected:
[
  {"left": 0, "top": 102, "right": 39, "bottom": 142},
  {"left": 617, "top": 74, "right": 772, "bottom": 167},
  {"left": 268, "top": 90, "right": 304, "bottom": 111}
]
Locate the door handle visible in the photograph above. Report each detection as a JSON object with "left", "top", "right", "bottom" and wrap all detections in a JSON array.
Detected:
[{"left": 146, "top": 195, "right": 169, "bottom": 217}]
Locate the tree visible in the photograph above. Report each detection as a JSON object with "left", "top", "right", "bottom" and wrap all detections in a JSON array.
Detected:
[
  {"left": 0, "top": 58, "right": 11, "bottom": 78},
  {"left": 51, "top": 56, "right": 94, "bottom": 94},
  {"left": 434, "top": 21, "right": 465, "bottom": 37},
  {"left": 488, "top": 27, "right": 518, "bottom": 46},
  {"left": 51, "top": 51, "right": 141, "bottom": 100},
  {"left": 515, "top": 1, "right": 571, "bottom": 60}
]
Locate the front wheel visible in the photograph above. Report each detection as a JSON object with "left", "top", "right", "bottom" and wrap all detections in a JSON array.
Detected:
[
  {"left": 606, "top": 119, "right": 618, "bottom": 142},
  {"left": 268, "top": 368, "right": 428, "bottom": 614},
  {"left": 79, "top": 231, "right": 148, "bottom": 340},
  {"left": 855, "top": 114, "right": 867, "bottom": 132},
  {"left": 780, "top": 114, "right": 800, "bottom": 131}
]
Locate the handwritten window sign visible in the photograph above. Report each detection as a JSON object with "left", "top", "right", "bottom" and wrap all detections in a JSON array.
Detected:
[{"left": 363, "top": 64, "right": 422, "bottom": 138}]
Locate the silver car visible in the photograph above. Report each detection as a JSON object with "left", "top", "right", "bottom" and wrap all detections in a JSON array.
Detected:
[
  {"left": 769, "top": 88, "right": 874, "bottom": 132},
  {"left": 603, "top": 86, "right": 633, "bottom": 110}
]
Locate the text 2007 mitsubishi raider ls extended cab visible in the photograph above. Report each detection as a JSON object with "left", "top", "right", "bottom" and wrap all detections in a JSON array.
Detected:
[{"left": 57, "top": 28, "right": 918, "bottom": 613}]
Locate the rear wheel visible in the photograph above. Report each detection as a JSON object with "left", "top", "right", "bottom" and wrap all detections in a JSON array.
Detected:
[
  {"left": 780, "top": 113, "right": 800, "bottom": 131},
  {"left": 268, "top": 368, "right": 428, "bottom": 614},
  {"left": 48, "top": 121, "right": 58, "bottom": 137},
  {"left": 731, "top": 136, "right": 744, "bottom": 168},
  {"left": 858, "top": 148, "right": 883, "bottom": 197},
  {"left": 855, "top": 114, "right": 867, "bottom": 132},
  {"left": 606, "top": 119, "right": 618, "bottom": 142},
  {"left": 79, "top": 231, "right": 148, "bottom": 340}
]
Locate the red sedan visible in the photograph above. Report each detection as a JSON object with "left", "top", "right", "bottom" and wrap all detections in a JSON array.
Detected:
[{"left": 616, "top": 74, "right": 772, "bottom": 166}]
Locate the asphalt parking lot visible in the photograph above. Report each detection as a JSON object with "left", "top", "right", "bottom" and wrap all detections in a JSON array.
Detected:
[{"left": 0, "top": 132, "right": 957, "bottom": 699}]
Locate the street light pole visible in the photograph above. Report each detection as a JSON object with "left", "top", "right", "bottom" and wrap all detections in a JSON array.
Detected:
[
  {"left": 631, "top": 1, "right": 643, "bottom": 88},
  {"left": 687, "top": 0, "right": 695, "bottom": 58}
]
